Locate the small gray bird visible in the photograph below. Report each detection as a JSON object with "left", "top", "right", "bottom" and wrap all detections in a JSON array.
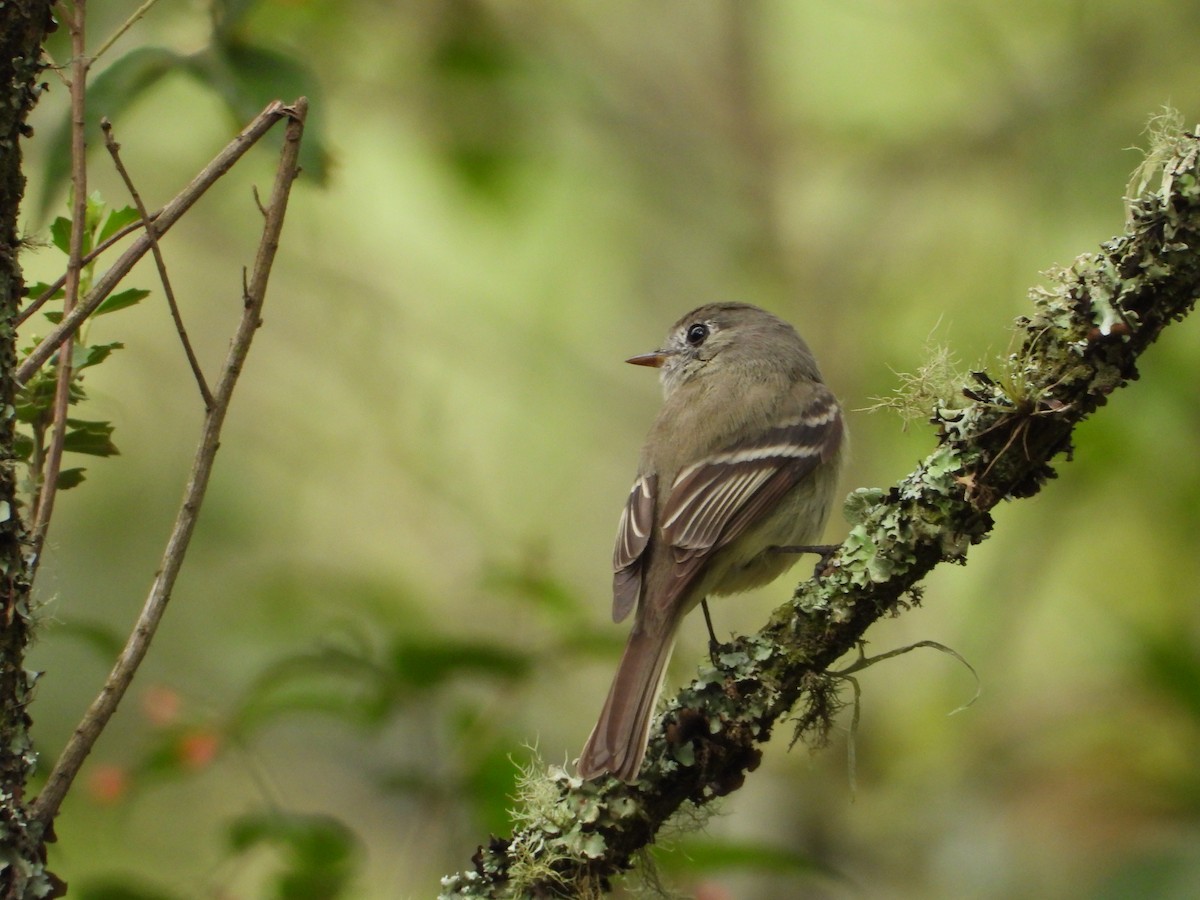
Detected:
[{"left": 577, "top": 302, "right": 846, "bottom": 782}]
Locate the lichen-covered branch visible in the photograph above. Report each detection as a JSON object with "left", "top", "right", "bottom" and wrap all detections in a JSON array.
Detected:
[{"left": 440, "top": 121, "right": 1200, "bottom": 898}]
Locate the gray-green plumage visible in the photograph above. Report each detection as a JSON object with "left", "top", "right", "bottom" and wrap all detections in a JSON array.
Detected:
[{"left": 578, "top": 303, "right": 846, "bottom": 782}]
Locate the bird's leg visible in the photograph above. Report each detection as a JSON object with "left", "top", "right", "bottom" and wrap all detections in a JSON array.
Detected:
[
  {"left": 771, "top": 543, "right": 840, "bottom": 577},
  {"left": 700, "top": 597, "right": 723, "bottom": 665},
  {"left": 771, "top": 542, "right": 839, "bottom": 557}
]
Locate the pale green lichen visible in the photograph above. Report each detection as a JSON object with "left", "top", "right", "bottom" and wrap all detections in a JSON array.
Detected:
[
  {"left": 496, "top": 760, "right": 610, "bottom": 898},
  {"left": 860, "top": 339, "right": 968, "bottom": 428},
  {"left": 843, "top": 487, "right": 885, "bottom": 526},
  {"left": 1126, "top": 107, "right": 1191, "bottom": 218}
]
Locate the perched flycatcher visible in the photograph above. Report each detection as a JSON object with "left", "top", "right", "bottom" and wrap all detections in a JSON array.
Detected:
[{"left": 577, "top": 302, "right": 846, "bottom": 782}]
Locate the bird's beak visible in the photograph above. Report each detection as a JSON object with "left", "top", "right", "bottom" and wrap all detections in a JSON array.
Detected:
[{"left": 625, "top": 350, "right": 672, "bottom": 368}]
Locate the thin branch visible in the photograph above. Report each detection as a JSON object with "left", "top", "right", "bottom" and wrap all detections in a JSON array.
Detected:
[
  {"left": 30, "top": 0, "right": 90, "bottom": 566},
  {"left": 28, "top": 97, "right": 307, "bottom": 833},
  {"left": 16, "top": 99, "right": 295, "bottom": 386},
  {"left": 91, "top": 0, "right": 163, "bottom": 62},
  {"left": 39, "top": 47, "right": 70, "bottom": 90},
  {"left": 440, "top": 127, "right": 1200, "bottom": 897},
  {"left": 101, "top": 117, "right": 213, "bottom": 408}
]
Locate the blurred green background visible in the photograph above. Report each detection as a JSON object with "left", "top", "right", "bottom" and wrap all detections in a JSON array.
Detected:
[{"left": 17, "top": 1, "right": 1200, "bottom": 897}]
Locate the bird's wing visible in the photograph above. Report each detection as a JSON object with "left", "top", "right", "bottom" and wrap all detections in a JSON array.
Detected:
[
  {"left": 661, "top": 387, "right": 843, "bottom": 561},
  {"left": 611, "top": 472, "right": 656, "bottom": 623}
]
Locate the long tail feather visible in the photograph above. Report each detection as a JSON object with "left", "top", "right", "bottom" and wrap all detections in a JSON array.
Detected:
[{"left": 577, "top": 622, "right": 677, "bottom": 782}]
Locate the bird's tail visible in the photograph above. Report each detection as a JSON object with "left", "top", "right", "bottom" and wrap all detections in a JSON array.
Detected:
[{"left": 577, "top": 622, "right": 677, "bottom": 782}]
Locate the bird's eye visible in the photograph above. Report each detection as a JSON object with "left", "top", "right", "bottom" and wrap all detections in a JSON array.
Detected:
[{"left": 685, "top": 322, "right": 709, "bottom": 346}]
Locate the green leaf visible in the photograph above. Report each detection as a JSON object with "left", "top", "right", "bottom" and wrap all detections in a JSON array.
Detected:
[
  {"left": 231, "top": 645, "right": 396, "bottom": 733},
  {"left": 96, "top": 288, "right": 150, "bottom": 317},
  {"left": 73, "top": 341, "right": 125, "bottom": 370},
  {"left": 231, "top": 632, "right": 531, "bottom": 736},
  {"left": 424, "top": 2, "right": 526, "bottom": 201},
  {"left": 38, "top": 47, "right": 182, "bottom": 217},
  {"left": 56, "top": 467, "right": 87, "bottom": 490},
  {"left": 76, "top": 880, "right": 182, "bottom": 900},
  {"left": 53, "top": 620, "right": 125, "bottom": 659},
  {"left": 1092, "top": 852, "right": 1200, "bottom": 900},
  {"left": 226, "top": 812, "right": 360, "bottom": 900},
  {"left": 1136, "top": 629, "right": 1200, "bottom": 722},
  {"left": 15, "top": 371, "right": 66, "bottom": 422},
  {"left": 377, "top": 767, "right": 442, "bottom": 798},
  {"left": 24, "top": 281, "right": 64, "bottom": 301},
  {"left": 389, "top": 637, "right": 531, "bottom": 689},
  {"left": 64, "top": 419, "right": 119, "bottom": 457},
  {"left": 430, "top": 2, "right": 518, "bottom": 80},
  {"left": 461, "top": 731, "right": 523, "bottom": 835},
  {"left": 482, "top": 562, "right": 585, "bottom": 623},
  {"left": 97, "top": 205, "right": 143, "bottom": 244},
  {"left": 84, "top": 191, "right": 108, "bottom": 235},
  {"left": 211, "top": 0, "right": 264, "bottom": 40},
  {"left": 188, "top": 40, "right": 330, "bottom": 183},
  {"left": 50, "top": 216, "right": 72, "bottom": 254},
  {"left": 133, "top": 726, "right": 222, "bottom": 780}
]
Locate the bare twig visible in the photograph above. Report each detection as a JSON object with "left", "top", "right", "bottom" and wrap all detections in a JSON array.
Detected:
[
  {"left": 30, "top": 0, "right": 91, "bottom": 565},
  {"left": 39, "top": 46, "right": 71, "bottom": 90},
  {"left": 29, "top": 97, "right": 308, "bottom": 832},
  {"left": 101, "top": 117, "right": 213, "bottom": 408},
  {"left": 91, "top": 0, "right": 163, "bottom": 62},
  {"left": 16, "top": 99, "right": 295, "bottom": 386}
]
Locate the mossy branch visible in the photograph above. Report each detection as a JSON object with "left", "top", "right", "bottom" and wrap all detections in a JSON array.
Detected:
[{"left": 441, "top": 118, "right": 1200, "bottom": 898}]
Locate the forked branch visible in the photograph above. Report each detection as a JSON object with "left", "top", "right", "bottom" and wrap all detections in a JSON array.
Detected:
[
  {"left": 101, "top": 117, "right": 214, "bottom": 408},
  {"left": 16, "top": 100, "right": 299, "bottom": 385},
  {"left": 28, "top": 96, "right": 308, "bottom": 834}
]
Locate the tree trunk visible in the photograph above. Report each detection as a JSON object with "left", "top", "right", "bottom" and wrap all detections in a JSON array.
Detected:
[{"left": 0, "top": 3, "right": 63, "bottom": 897}]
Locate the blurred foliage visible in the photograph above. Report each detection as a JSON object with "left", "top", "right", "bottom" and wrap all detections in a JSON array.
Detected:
[
  {"left": 13, "top": 0, "right": 1200, "bottom": 898},
  {"left": 226, "top": 812, "right": 361, "bottom": 900},
  {"left": 75, "top": 883, "right": 179, "bottom": 900},
  {"left": 37, "top": 0, "right": 329, "bottom": 218}
]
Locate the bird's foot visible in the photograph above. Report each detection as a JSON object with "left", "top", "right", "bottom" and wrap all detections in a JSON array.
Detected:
[
  {"left": 700, "top": 598, "right": 727, "bottom": 666},
  {"left": 770, "top": 543, "right": 840, "bottom": 577}
]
